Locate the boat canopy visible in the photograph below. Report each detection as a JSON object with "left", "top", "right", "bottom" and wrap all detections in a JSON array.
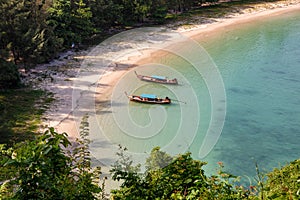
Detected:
[
  {"left": 141, "top": 94, "right": 157, "bottom": 99},
  {"left": 151, "top": 75, "right": 166, "bottom": 80}
]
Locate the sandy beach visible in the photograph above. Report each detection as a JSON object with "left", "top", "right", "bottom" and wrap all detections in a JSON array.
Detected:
[
  {"left": 39, "top": 0, "right": 300, "bottom": 140},
  {"left": 31, "top": 0, "right": 300, "bottom": 193}
]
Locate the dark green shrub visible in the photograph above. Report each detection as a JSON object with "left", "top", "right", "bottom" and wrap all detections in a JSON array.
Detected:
[
  {"left": 0, "top": 59, "right": 20, "bottom": 89},
  {"left": 263, "top": 159, "right": 300, "bottom": 199}
]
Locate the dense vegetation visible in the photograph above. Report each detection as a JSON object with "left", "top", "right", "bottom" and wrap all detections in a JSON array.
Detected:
[
  {"left": 0, "top": 0, "right": 221, "bottom": 67},
  {"left": 0, "top": 128, "right": 103, "bottom": 199},
  {"left": 0, "top": 0, "right": 276, "bottom": 89},
  {"left": 110, "top": 147, "right": 300, "bottom": 199},
  {"left": 1, "top": 132, "right": 299, "bottom": 199},
  {"left": 0, "top": 0, "right": 274, "bottom": 142}
]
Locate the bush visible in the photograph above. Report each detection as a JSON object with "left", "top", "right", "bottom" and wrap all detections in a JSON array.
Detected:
[
  {"left": 263, "top": 159, "right": 300, "bottom": 199},
  {"left": 110, "top": 147, "right": 253, "bottom": 199},
  {"left": 0, "top": 128, "right": 103, "bottom": 199},
  {"left": 0, "top": 59, "right": 20, "bottom": 89}
]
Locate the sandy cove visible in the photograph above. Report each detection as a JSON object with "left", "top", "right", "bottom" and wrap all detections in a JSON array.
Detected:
[
  {"left": 29, "top": 0, "right": 300, "bottom": 193},
  {"left": 91, "top": 0, "right": 300, "bottom": 137},
  {"left": 38, "top": 1, "right": 300, "bottom": 139},
  {"left": 95, "top": 0, "right": 300, "bottom": 106}
]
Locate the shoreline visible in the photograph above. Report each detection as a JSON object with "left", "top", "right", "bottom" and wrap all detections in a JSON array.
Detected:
[
  {"left": 183, "top": 1, "right": 300, "bottom": 40},
  {"left": 44, "top": 0, "right": 300, "bottom": 140},
  {"left": 92, "top": 1, "right": 300, "bottom": 141},
  {"left": 37, "top": 0, "right": 300, "bottom": 192},
  {"left": 41, "top": 0, "right": 300, "bottom": 139}
]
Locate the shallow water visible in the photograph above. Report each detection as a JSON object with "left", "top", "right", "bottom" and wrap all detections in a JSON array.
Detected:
[
  {"left": 197, "top": 10, "right": 300, "bottom": 180},
  {"left": 90, "top": 10, "right": 300, "bottom": 181}
]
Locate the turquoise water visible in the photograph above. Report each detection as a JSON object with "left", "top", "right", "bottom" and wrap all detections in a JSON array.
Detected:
[
  {"left": 94, "top": 9, "right": 300, "bottom": 181},
  {"left": 198, "top": 10, "right": 300, "bottom": 180}
]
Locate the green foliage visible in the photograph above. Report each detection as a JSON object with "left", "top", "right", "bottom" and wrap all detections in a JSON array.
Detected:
[
  {"left": 111, "top": 146, "right": 299, "bottom": 199},
  {"left": 111, "top": 148, "right": 253, "bottom": 199},
  {"left": 110, "top": 144, "right": 141, "bottom": 188},
  {"left": 151, "top": 152, "right": 208, "bottom": 198},
  {"left": 203, "top": 162, "right": 253, "bottom": 199},
  {"left": 0, "top": 0, "right": 62, "bottom": 64},
  {"left": 148, "top": 0, "right": 168, "bottom": 23},
  {"left": 145, "top": 146, "right": 173, "bottom": 171},
  {"left": 1, "top": 131, "right": 299, "bottom": 199},
  {"left": 72, "top": 114, "right": 103, "bottom": 199},
  {"left": 0, "top": 89, "right": 53, "bottom": 145},
  {"left": 1, "top": 0, "right": 262, "bottom": 67},
  {"left": 0, "top": 59, "right": 20, "bottom": 89},
  {"left": 0, "top": 127, "right": 103, "bottom": 199},
  {"left": 47, "top": 0, "right": 94, "bottom": 47},
  {"left": 263, "top": 159, "right": 300, "bottom": 199},
  {"left": 89, "top": 0, "right": 123, "bottom": 29}
]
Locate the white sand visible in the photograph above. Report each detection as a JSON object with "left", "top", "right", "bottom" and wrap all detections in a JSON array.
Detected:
[
  {"left": 41, "top": 1, "right": 300, "bottom": 139},
  {"left": 36, "top": 0, "right": 300, "bottom": 193}
]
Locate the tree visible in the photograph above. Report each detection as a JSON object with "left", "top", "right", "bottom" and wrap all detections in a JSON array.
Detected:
[
  {"left": 133, "top": 0, "right": 151, "bottom": 23},
  {"left": 47, "top": 0, "right": 94, "bottom": 47},
  {"left": 147, "top": 152, "right": 208, "bottom": 199},
  {"left": 111, "top": 147, "right": 252, "bottom": 199},
  {"left": 0, "top": 127, "right": 103, "bottom": 199},
  {"left": 110, "top": 145, "right": 141, "bottom": 188},
  {"left": 0, "top": 59, "right": 20, "bottom": 89},
  {"left": 0, "top": 0, "right": 62, "bottom": 65},
  {"left": 148, "top": 0, "right": 168, "bottom": 23},
  {"left": 145, "top": 146, "right": 173, "bottom": 171},
  {"left": 88, "top": 0, "right": 123, "bottom": 30}
]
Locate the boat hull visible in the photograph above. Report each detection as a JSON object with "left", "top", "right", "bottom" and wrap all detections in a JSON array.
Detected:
[
  {"left": 128, "top": 95, "right": 171, "bottom": 104},
  {"left": 135, "top": 71, "right": 178, "bottom": 85}
]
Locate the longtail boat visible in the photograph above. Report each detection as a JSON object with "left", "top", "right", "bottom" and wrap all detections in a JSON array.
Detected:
[
  {"left": 135, "top": 71, "right": 178, "bottom": 85},
  {"left": 125, "top": 93, "right": 171, "bottom": 104}
]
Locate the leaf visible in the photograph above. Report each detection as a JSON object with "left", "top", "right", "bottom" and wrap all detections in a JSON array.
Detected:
[
  {"left": 4, "top": 159, "right": 16, "bottom": 167},
  {"left": 43, "top": 146, "right": 52, "bottom": 155},
  {"left": 185, "top": 178, "right": 193, "bottom": 184}
]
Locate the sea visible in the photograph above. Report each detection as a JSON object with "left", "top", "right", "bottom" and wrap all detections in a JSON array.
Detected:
[
  {"left": 87, "top": 8, "right": 300, "bottom": 183},
  {"left": 194, "top": 10, "right": 300, "bottom": 182}
]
